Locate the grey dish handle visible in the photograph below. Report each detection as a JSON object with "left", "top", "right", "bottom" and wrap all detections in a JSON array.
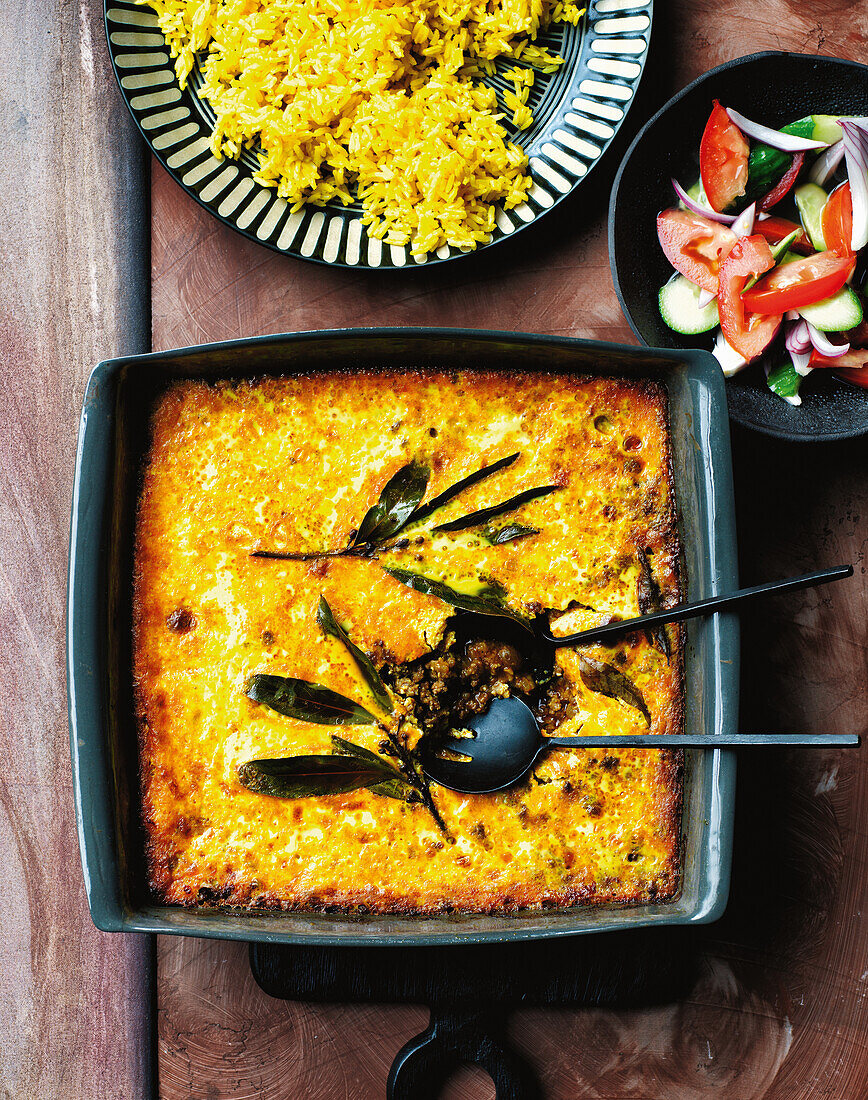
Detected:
[{"left": 388, "top": 1002, "right": 540, "bottom": 1100}]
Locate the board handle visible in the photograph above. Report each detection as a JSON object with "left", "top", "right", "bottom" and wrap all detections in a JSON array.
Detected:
[{"left": 387, "top": 1002, "right": 540, "bottom": 1100}]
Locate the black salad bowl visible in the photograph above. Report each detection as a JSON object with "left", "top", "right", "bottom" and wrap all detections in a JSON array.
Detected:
[{"left": 609, "top": 51, "right": 868, "bottom": 442}]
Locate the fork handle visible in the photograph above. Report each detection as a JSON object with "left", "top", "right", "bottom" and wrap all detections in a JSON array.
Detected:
[
  {"left": 544, "top": 564, "right": 853, "bottom": 647},
  {"left": 545, "top": 733, "right": 860, "bottom": 748}
]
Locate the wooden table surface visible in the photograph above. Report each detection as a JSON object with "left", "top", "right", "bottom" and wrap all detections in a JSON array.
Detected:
[{"left": 3, "top": 1, "right": 866, "bottom": 1097}]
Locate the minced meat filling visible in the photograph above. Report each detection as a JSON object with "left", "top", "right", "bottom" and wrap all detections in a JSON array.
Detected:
[
  {"left": 384, "top": 619, "right": 561, "bottom": 740},
  {"left": 534, "top": 673, "right": 581, "bottom": 734}
]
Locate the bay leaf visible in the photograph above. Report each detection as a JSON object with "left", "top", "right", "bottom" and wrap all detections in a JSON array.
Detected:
[
  {"left": 245, "top": 673, "right": 377, "bottom": 725},
  {"left": 578, "top": 656, "right": 651, "bottom": 726},
  {"left": 317, "top": 597, "right": 393, "bottom": 713},
  {"left": 384, "top": 567, "right": 531, "bottom": 629},
  {"left": 636, "top": 548, "right": 670, "bottom": 658},
  {"left": 330, "top": 735, "right": 413, "bottom": 801},
  {"left": 353, "top": 460, "right": 430, "bottom": 547},
  {"left": 237, "top": 754, "right": 405, "bottom": 799},
  {"left": 409, "top": 452, "right": 519, "bottom": 526},
  {"left": 482, "top": 523, "right": 540, "bottom": 545},
  {"left": 433, "top": 485, "right": 559, "bottom": 533}
]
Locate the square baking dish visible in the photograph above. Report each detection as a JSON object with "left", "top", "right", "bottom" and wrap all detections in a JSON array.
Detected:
[{"left": 68, "top": 328, "right": 738, "bottom": 945}]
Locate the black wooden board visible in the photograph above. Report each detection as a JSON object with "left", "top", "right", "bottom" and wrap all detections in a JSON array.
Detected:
[{"left": 251, "top": 928, "right": 698, "bottom": 1099}]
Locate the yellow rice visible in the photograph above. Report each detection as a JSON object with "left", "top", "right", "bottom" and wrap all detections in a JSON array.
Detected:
[{"left": 141, "top": 0, "right": 585, "bottom": 256}]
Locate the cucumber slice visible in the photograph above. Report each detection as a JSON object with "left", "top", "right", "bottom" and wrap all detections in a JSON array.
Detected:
[
  {"left": 795, "top": 184, "right": 828, "bottom": 251},
  {"left": 741, "top": 231, "right": 802, "bottom": 294},
  {"left": 799, "top": 286, "right": 863, "bottom": 332},
  {"left": 659, "top": 276, "right": 720, "bottom": 335},
  {"left": 766, "top": 361, "right": 804, "bottom": 406},
  {"left": 811, "top": 114, "right": 857, "bottom": 145},
  {"left": 682, "top": 179, "right": 714, "bottom": 213},
  {"left": 745, "top": 117, "right": 854, "bottom": 201},
  {"left": 770, "top": 230, "right": 801, "bottom": 261},
  {"left": 746, "top": 117, "right": 815, "bottom": 199}
]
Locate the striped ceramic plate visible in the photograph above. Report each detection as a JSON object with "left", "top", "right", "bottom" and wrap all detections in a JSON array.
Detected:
[{"left": 105, "top": 0, "right": 652, "bottom": 268}]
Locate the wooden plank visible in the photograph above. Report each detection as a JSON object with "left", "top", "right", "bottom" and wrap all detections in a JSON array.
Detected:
[
  {"left": 0, "top": 1, "right": 152, "bottom": 1096},
  {"left": 147, "top": 4, "right": 868, "bottom": 1098}
]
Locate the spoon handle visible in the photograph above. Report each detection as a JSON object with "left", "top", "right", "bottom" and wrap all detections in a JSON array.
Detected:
[
  {"left": 543, "top": 564, "right": 853, "bottom": 647},
  {"left": 544, "top": 733, "right": 860, "bottom": 748}
]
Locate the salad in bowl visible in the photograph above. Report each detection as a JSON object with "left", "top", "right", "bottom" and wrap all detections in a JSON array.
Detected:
[{"left": 655, "top": 106, "right": 867, "bottom": 406}]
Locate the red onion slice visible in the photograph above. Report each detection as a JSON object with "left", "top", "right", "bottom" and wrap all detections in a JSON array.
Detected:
[
  {"left": 725, "top": 108, "right": 829, "bottom": 152},
  {"left": 809, "top": 140, "right": 845, "bottom": 186},
  {"left": 758, "top": 152, "right": 805, "bottom": 211},
  {"left": 731, "top": 201, "right": 756, "bottom": 238},
  {"left": 806, "top": 321, "right": 849, "bottom": 358},
  {"left": 840, "top": 120, "right": 868, "bottom": 251},
  {"left": 785, "top": 320, "right": 811, "bottom": 354},
  {"left": 671, "top": 178, "right": 737, "bottom": 224},
  {"left": 697, "top": 288, "right": 717, "bottom": 308},
  {"left": 790, "top": 348, "right": 812, "bottom": 377}
]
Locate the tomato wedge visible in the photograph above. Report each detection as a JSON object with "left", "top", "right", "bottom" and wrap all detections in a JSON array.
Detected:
[
  {"left": 700, "top": 102, "right": 749, "bottom": 213},
  {"left": 754, "top": 215, "right": 813, "bottom": 254},
  {"left": 836, "top": 368, "right": 868, "bottom": 388},
  {"left": 656, "top": 208, "right": 737, "bottom": 294},
  {"left": 822, "top": 182, "right": 854, "bottom": 257},
  {"left": 809, "top": 344, "right": 868, "bottom": 388},
  {"left": 742, "top": 252, "right": 856, "bottom": 313},
  {"left": 758, "top": 152, "right": 805, "bottom": 211},
  {"left": 718, "top": 235, "right": 781, "bottom": 360},
  {"left": 809, "top": 347, "right": 868, "bottom": 369}
]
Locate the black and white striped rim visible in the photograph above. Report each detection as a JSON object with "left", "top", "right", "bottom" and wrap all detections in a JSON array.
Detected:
[{"left": 106, "top": 0, "right": 652, "bottom": 268}]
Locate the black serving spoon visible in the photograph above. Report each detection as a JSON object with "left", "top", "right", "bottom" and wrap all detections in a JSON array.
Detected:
[
  {"left": 420, "top": 699, "right": 860, "bottom": 795},
  {"left": 538, "top": 564, "right": 853, "bottom": 646},
  {"left": 421, "top": 564, "right": 858, "bottom": 794}
]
